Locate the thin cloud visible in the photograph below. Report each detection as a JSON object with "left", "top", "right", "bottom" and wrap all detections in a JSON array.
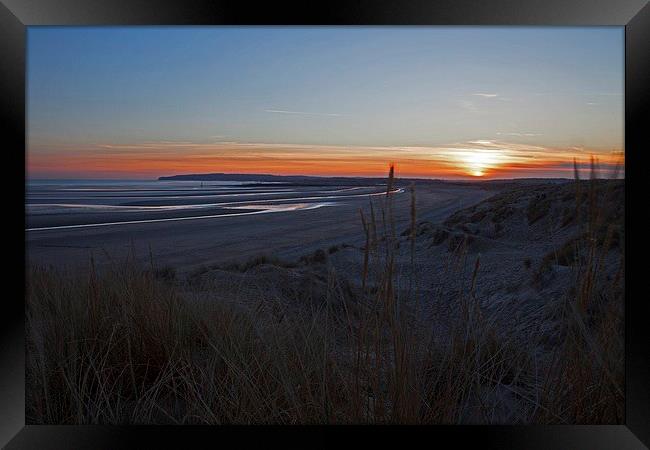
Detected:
[
  {"left": 584, "top": 92, "right": 623, "bottom": 96},
  {"left": 472, "top": 93, "right": 498, "bottom": 98},
  {"left": 264, "top": 109, "right": 342, "bottom": 117},
  {"left": 497, "top": 132, "right": 543, "bottom": 137}
]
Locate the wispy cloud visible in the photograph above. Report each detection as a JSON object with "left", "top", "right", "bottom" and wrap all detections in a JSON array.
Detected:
[
  {"left": 264, "top": 109, "right": 342, "bottom": 117},
  {"left": 497, "top": 132, "right": 543, "bottom": 137},
  {"left": 585, "top": 92, "right": 623, "bottom": 97},
  {"left": 472, "top": 93, "right": 498, "bottom": 98}
]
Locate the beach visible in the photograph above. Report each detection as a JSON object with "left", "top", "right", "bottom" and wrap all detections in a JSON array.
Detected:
[{"left": 26, "top": 179, "right": 494, "bottom": 272}]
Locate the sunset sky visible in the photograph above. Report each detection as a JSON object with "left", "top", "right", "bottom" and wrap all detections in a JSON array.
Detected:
[{"left": 27, "top": 27, "right": 624, "bottom": 179}]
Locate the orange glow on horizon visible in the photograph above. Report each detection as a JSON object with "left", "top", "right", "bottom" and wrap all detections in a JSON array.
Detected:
[{"left": 27, "top": 140, "right": 624, "bottom": 180}]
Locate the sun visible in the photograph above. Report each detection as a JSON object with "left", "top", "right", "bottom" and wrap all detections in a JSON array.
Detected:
[{"left": 460, "top": 150, "right": 503, "bottom": 177}]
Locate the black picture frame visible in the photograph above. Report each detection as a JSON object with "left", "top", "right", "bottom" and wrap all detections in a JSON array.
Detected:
[{"left": 2, "top": 0, "right": 649, "bottom": 448}]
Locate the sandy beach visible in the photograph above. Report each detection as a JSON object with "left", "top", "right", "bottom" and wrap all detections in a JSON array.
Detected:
[{"left": 26, "top": 180, "right": 494, "bottom": 272}]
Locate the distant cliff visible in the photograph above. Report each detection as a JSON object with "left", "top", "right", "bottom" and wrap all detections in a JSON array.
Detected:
[
  {"left": 158, "top": 173, "right": 387, "bottom": 185},
  {"left": 161, "top": 173, "right": 316, "bottom": 182}
]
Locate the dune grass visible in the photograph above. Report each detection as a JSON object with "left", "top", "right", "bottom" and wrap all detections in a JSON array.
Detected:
[{"left": 26, "top": 163, "right": 623, "bottom": 424}]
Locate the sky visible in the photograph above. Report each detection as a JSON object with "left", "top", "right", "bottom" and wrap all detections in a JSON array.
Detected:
[{"left": 27, "top": 27, "right": 624, "bottom": 179}]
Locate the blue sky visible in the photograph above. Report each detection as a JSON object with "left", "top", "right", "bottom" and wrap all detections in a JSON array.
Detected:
[{"left": 27, "top": 27, "right": 624, "bottom": 179}]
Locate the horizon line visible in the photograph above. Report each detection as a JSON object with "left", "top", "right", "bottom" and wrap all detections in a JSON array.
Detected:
[{"left": 26, "top": 173, "right": 625, "bottom": 182}]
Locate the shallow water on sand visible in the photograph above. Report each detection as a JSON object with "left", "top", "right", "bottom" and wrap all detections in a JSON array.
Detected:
[{"left": 26, "top": 179, "right": 395, "bottom": 231}]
